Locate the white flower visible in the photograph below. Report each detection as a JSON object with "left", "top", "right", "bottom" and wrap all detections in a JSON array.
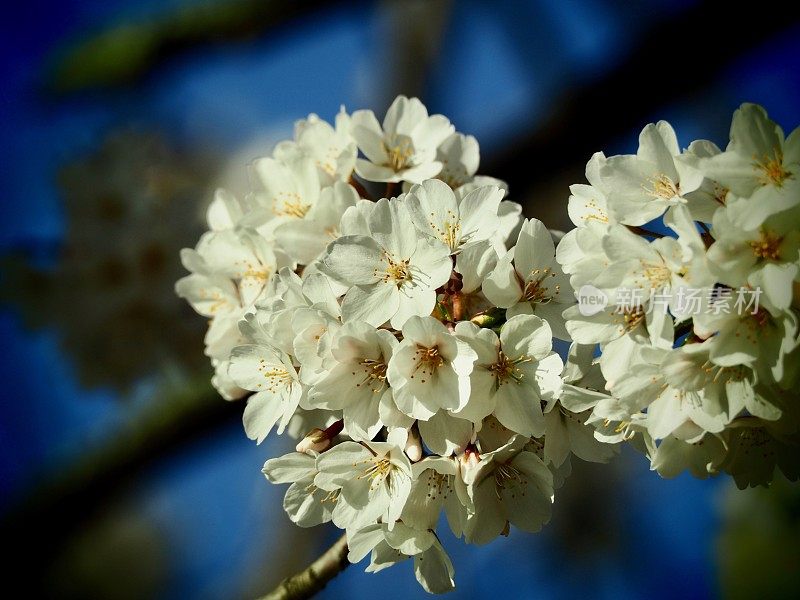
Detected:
[
  {"left": 701, "top": 103, "right": 800, "bottom": 228},
  {"left": 483, "top": 218, "right": 575, "bottom": 339},
  {"left": 307, "top": 321, "right": 398, "bottom": 441},
  {"left": 608, "top": 343, "right": 740, "bottom": 442},
  {"left": 434, "top": 132, "right": 480, "bottom": 189},
  {"left": 273, "top": 109, "right": 356, "bottom": 185},
  {"left": 546, "top": 343, "right": 619, "bottom": 466},
  {"left": 347, "top": 522, "right": 455, "bottom": 594},
  {"left": 459, "top": 435, "right": 554, "bottom": 545},
  {"left": 693, "top": 303, "right": 798, "bottom": 383},
  {"left": 401, "top": 456, "right": 466, "bottom": 537},
  {"left": 177, "top": 228, "right": 278, "bottom": 313},
  {"left": 274, "top": 181, "right": 360, "bottom": 265},
  {"left": 263, "top": 451, "right": 336, "bottom": 527},
  {"left": 649, "top": 434, "right": 726, "bottom": 479},
  {"left": 600, "top": 121, "right": 703, "bottom": 226},
  {"left": 387, "top": 316, "right": 477, "bottom": 454},
  {"left": 350, "top": 95, "right": 454, "bottom": 183},
  {"left": 206, "top": 188, "right": 245, "bottom": 231},
  {"left": 677, "top": 140, "right": 728, "bottom": 223},
  {"left": 567, "top": 152, "right": 614, "bottom": 229},
  {"left": 322, "top": 197, "right": 452, "bottom": 328},
  {"left": 228, "top": 338, "right": 302, "bottom": 443},
  {"left": 314, "top": 433, "right": 413, "bottom": 532},
  {"left": 251, "top": 156, "right": 322, "bottom": 232},
  {"left": 707, "top": 202, "right": 800, "bottom": 311},
  {"left": 454, "top": 315, "right": 562, "bottom": 437},
  {"left": 406, "top": 179, "right": 504, "bottom": 253},
  {"left": 210, "top": 357, "right": 246, "bottom": 401}
]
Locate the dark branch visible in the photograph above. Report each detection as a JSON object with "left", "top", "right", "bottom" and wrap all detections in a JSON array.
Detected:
[
  {"left": 0, "top": 381, "right": 242, "bottom": 589},
  {"left": 259, "top": 534, "right": 350, "bottom": 600},
  {"left": 484, "top": 1, "right": 800, "bottom": 206}
]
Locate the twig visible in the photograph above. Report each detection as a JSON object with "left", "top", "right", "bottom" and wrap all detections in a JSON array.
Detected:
[
  {"left": 259, "top": 533, "right": 350, "bottom": 600},
  {"left": 348, "top": 176, "right": 373, "bottom": 201},
  {"left": 625, "top": 225, "right": 665, "bottom": 239},
  {"left": 1, "top": 379, "right": 242, "bottom": 590}
]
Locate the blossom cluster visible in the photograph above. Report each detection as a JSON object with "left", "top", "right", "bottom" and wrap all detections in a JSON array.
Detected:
[
  {"left": 177, "top": 96, "right": 616, "bottom": 593},
  {"left": 177, "top": 98, "right": 798, "bottom": 592},
  {"left": 558, "top": 103, "right": 800, "bottom": 488}
]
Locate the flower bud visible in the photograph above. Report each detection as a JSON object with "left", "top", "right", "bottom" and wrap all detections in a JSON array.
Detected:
[
  {"left": 295, "top": 428, "right": 331, "bottom": 454},
  {"left": 404, "top": 427, "right": 423, "bottom": 462}
]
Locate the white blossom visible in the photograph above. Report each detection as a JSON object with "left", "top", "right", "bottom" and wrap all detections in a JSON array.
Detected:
[
  {"left": 350, "top": 95, "right": 454, "bottom": 184},
  {"left": 483, "top": 218, "right": 575, "bottom": 339},
  {"left": 322, "top": 198, "right": 452, "bottom": 328}
]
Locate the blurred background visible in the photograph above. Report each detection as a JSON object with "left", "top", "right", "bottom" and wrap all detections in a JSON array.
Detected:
[{"left": 1, "top": 1, "right": 799, "bottom": 598}]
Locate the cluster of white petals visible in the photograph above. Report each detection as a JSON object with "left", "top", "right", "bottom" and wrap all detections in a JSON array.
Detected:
[
  {"left": 178, "top": 99, "right": 798, "bottom": 592},
  {"left": 177, "top": 95, "right": 614, "bottom": 593},
  {"left": 558, "top": 104, "right": 800, "bottom": 488}
]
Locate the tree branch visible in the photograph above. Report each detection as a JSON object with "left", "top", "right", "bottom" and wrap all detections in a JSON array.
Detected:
[
  {"left": 1, "top": 379, "right": 242, "bottom": 590},
  {"left": 259, "top": 534, "right": 350, "bottom": 600},
  {"left": 483, "top": 1, "right": 800, "bottom": 210},
  {"left": 625, "top": 225, "right": 665, "bottom": 239}
]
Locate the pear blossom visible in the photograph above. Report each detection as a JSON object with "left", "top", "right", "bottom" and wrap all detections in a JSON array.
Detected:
[
  {"left": 545, "top": 343, "right": 619, "bottom": 466},
  {"left": 387, "top": 316, "right": 477, "bottom": 455},
  {"left": 350, "top": 95, "right": 454, "bottom": 184},
  {"left": 322, "top": 198, "right": 452, "bottom": 328},
  {"left": 483, "top": 218, "right": 575, "bottom": 339},
  {"left": 228, "top": 339, "right": 302, "bottom": 443},
  {"left": 707, "top": 203, "right": 800, "bottom": 311},
  {"left": 599, "top": 120, "right": 704, "bottom": 225},
  {"left": 347, "top": 522, "right": 456, "bottom": 594},
  {"left": 406, "top": 178, "right": 504, "bottom": 253},
  {"left": 175, "top": 97, "right": 800, "bottom": 595},
  {"left": 262, "top": 451, "right": 336, "bottom": 527},
  {"left": 273, "top": 109, "right": 356, "bottom": 185},
  {"left": 314, "top": 433, "right": 413, "bottom": 532},
  {"left": 274, "top": 181, "right": 360, "bottom": 265},
  {"left": 459, "top": 435, "right": 554, "bottom": 545},
  {"left": 307, "top": 321, "right": 398, "bottom": 441},
  {"left": 454, "top": 315, "right": 562, "bottom": 437},
  {"left": 251, "top": 156, "right": 322, "bottom": 233},
  {"left": 701, "top": 103, "right": 800, "bottom": 228}
]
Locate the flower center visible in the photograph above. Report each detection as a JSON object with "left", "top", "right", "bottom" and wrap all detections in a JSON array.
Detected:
[
  {"left": 428, "top": 209, "right": 462, "bottom": 250},
  {"left": 581, "top": 197, "right": 609, "bottom": 223},
  {"left": 376, "top": 251, "right": 413, "bottom": 287},
  {"left": 383, "top": 137, "right": 414, "bottom": 171},
  {"left": 358, "top": 457, "right": 394, "bottom": 489},
  {"left": 273, "top": 192, "right": 311, "bottom": 218},
  {"left": 412, "top": 345, "right": 444, "bottom": 383},
  {"left": 198, "top": 288, "right": 231, "bottom": 314},
  {"left": 256, "top": 362, "right": 294, "bottom": 392},
  {"left": 493, "top": 463, "right": 528, "bottom": 499},
  {"left": 749, "top": 229, "right": 783, "bottom": 261},
  {"left": 523, "top": 268, "right": 559, "bottom": 303},
  {"left": 701, "top": 360, "right": 750, "bottom": 385},
  {"left": 619, "top": 306, "right": 645, "bottom": 332},
  {"left": 640, "top": 261, "right": 671, "bottom": 287},
  {"left": 356, "top": 358, "right": 388, "bottom": 393},
  {"left": 754, "top": 151, "right": 791, "bottom": 187},
  {"left": 643, "top": 174, "right": 680, "bottom": 200},
  {"left": 425, "top": 470, "right": 452, "bottom": 500},
  {"left": 488, "top": 351, "right": 531, "bottom": 386}
]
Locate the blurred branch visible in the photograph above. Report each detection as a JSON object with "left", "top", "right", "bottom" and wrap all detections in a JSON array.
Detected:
[
  {"left": 259, "top": 534, "right": 350, "bottom": 600},
  {"left": 377, "top": 0, "right": 452, "bottom": 105},
  {"left": 484, "top": 0, "right": 800, "bottom": 207},
  {"left": 0, "top": 379, "right": 240, "bottom": 580},
  {"left": 47, "top": 0, "right": 359, "bottom": 93}
]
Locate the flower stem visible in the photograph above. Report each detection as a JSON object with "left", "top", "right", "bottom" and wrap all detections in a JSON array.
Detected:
[{"left": 259, "top": 533, "right": 350, "bottom": 600}]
